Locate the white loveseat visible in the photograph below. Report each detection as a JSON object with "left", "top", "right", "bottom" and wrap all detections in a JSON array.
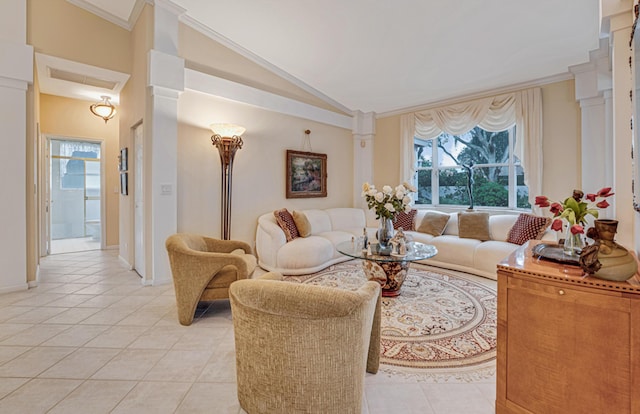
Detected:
[{"left": 255, "top": 208, "right": 554, "bottom": 279}]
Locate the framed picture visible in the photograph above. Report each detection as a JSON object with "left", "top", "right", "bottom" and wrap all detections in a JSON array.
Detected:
[
  {"left": 119, "top": 147, "right": 128, "bottom": 172},
  {"left": 120, "top": 172, "right": 128, "bottom": 196},
  {"left": 286, "top": 150, "right": 327, "bottom": 198}
]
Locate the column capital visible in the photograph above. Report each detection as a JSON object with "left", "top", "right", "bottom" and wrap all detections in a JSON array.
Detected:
[{"left": 352, "top": 110, "right": 376, "bottom": 136}]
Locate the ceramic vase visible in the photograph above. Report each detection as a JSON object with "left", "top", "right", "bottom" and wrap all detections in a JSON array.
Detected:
[{"left": 377, "top": 218, "right": 394, "bottom": 249}]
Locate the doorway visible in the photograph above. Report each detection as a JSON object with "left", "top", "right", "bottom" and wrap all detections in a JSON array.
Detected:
[{"left": 47, "top": 137, "right": 104, "bottom": 254}]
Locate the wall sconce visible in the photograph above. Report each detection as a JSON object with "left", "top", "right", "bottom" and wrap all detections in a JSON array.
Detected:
[
  {"left": 211, "top": 123, "right": 246, "bottom": 240},
  {"left": 90, "top": 96, "right": 117, "bottom": 123}
]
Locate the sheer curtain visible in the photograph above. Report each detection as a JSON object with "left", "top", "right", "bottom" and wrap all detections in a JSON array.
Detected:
[{"left": 400, "top": 87, "right": 542, "bottom": 205}]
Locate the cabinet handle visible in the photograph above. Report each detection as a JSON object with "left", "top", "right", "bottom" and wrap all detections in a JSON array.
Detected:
[{"left": 558, "top": 289, "right": 565, "bottom": 296}]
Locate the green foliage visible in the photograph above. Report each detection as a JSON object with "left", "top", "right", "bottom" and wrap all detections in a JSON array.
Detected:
[{"left": 473, "top": 181, "right": 508, "bottom": 207}]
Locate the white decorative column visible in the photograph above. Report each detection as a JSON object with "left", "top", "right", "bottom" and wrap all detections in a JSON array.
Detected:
[
  {"left": 0, "top": 0, "right": 32, "bottom": 293},
  {"left": 569, "top": 39, "right": 613, "bottom": 213},
  {"left": 352, "top": 111, "right": 376, "bottom": 214},
  {"left": 143, "top": 0, "right": 185, "bottom": 285},
  {"left": 607, "top": 6, "right": 634, "bottom": 248}
]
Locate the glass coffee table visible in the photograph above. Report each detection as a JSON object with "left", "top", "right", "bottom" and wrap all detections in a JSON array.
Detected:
[{"left": 336, "top": 241, "right": 437, "bottom": 297}]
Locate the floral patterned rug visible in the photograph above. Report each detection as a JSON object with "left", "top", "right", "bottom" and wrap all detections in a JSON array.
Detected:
[{"left": 284, "top": 260, "right": 497, "bottom": 382}]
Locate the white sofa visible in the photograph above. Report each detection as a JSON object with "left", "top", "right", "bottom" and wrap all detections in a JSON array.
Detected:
[{"left": 255, "top": 208, "right": 554, "bottom": 279}]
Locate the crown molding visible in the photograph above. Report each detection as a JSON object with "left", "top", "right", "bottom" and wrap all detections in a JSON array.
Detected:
[
  {"left": 66, "top": 0, "right": 148, "bottom": 31},
  {"left": 377, "top": 72, "right": 574, "bottom": 118}
]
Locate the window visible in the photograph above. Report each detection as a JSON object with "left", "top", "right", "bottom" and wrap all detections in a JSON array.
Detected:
[{"left": 414, "top": 126, "right": 530, "bottom": 209}]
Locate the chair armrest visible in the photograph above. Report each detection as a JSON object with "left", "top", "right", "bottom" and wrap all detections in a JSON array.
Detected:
[
  {"left": 203, "top": 237, "right": 253, "bottom": 254},
  {"left": 258, "top": 272, "right": 284, "bottom": 281}
]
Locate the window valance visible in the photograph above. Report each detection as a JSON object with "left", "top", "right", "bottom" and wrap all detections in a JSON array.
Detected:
[{"left": 400, "top": 87, "right": 542, "bottom": 206}]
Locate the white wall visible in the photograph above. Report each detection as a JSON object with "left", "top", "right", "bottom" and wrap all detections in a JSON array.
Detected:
[
  {"left": 177, "top": 91, "right": 354, "bottom": 247},
  {"left": 0, "top": 0, "right": 31, "bottom": 292}
]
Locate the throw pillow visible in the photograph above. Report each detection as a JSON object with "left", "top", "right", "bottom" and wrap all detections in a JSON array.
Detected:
[
  {"left": 458, "top": 211, "right": 491, "bottom": 241},
  {"left": 416, "top": 211, "right": 451, "bottom": 236},
  {"left": 274, "top": 208, "right": 299, "bottom": 242},
  {"left": 506, "top": 213, "right": 551, "bottom": 245},
  {"left": 393, "top": 209, "right": 417, "bottom": 230},
  {"left": 292, "top": 210, "right": 312, "bottom": 238}
]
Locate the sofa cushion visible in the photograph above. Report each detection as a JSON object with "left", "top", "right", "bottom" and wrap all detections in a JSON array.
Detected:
[
  {"left": 326, "top": 208, "right": 366, "bottom": 231},
  {"left": 318, "top": 231, "right": 361, "bottom": 259},
  {"left": 474, "top": 240, "right": 520, "bottom": 274},
  {"left": 274, "top": 208, "right": 299, "bottom": 242},
  {"left": 442, "top": 213, "right": 459, "bottom": 236},
  {"left": 393, "top": 209, "right": 417, "bottom": 230},
  {"left": 302, "top": 209, "right": 332, "bottom": 234},
  {"left": 489, "top": 215, "right": 519, "bottom": 241},
  {"left": 458, "top": 211, "right": 490, "bottom": 241},
  {"left": 292, "top": 211, "right": 312, "bottom": 238},
  {"left": 429, "top": 235, "right": 481, "bottom": 268},
  {"left": 417, "top": 211, "right": 450, "bottom": 236},
  {"left": 506, "top": 213, "right": 551, "bottom": 245},
  {"left": 277, "top": 236, "right": 335, "bottom": 269}
]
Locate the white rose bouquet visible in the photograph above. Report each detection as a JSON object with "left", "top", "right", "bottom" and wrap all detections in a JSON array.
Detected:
[{"left": 361, "top": 182, "right": 416, "bottom": 220}]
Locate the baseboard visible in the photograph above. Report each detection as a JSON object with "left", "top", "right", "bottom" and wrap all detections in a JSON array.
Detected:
[{"left": 0, "top": 282, "right": 29, "bottom": 294}]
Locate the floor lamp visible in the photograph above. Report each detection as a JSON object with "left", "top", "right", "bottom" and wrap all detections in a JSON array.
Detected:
[{"left": 211, "top": 123, "right": 246, "bottom": 240}]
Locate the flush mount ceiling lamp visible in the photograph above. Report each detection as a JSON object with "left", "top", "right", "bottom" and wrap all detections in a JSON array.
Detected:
[
  {"left": 210, "top": 123, "right": 246, "bottom": 240},
  {"left": 90, "top": 95, "right": 117, "bottom": 123}
]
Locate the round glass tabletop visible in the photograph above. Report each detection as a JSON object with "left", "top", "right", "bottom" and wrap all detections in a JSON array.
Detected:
[{"left": 336, "top": 240, "right": 437, "bottom": 263}]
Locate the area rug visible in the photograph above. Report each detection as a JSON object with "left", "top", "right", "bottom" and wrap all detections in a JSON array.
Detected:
[{"left": 285, "top": 260, "right": 497, "bottom": 382}]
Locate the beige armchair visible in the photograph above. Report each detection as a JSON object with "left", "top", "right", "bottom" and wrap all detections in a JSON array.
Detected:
[
  {"left": 165, "top": 233, "right": 257, "bottom": 326},
  {"left": 229, "top": 274, "right": 381, "bottom": 414}
]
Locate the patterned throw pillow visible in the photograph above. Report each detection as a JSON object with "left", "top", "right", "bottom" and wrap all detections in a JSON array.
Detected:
[
  {"left": 274, "top": 208, "right": 299, "bottom": 242},
  {"left": 393, "top": 209, "right": 417, "bottom": 230},
  {"left": 507, "top": 213, "right": 551, "bottom": 245}
]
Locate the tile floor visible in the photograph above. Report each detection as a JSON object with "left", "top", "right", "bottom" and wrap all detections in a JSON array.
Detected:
[{"left": 0, "top": 250, "right": 497, "bottom": 413}]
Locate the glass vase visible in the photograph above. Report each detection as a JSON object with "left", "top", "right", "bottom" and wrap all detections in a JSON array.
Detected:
[
  {"left": 563, "top": 222, "right": 584, "bottom": 257},
  {"left": 377, "top": 217, "right": 394, "bottom": 249}
]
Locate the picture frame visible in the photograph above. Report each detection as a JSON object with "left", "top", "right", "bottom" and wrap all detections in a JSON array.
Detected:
[
  {"left": 120, "top": 172, "right": 128, "bottom": 196},
  {"left": 286, "top": 150, "right": 327, "bottom": 198},
  {"left": 119, "top": 147, "right": 128, "bottom": 172}
]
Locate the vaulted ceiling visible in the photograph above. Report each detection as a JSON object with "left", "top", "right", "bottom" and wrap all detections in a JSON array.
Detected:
[{"left": 67, "top": 0, "right": 602, "bottom": 115}]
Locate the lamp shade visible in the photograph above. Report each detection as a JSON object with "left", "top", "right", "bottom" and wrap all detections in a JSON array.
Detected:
[
  {"left": 90, "top": 96, "right": 117, "bottom": 123},
  {"left": 210, "top": 123, "right": 246, "bottom": 137}
]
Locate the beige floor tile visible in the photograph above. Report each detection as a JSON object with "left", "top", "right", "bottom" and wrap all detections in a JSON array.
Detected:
[
  {"left": 5, "top": 306, "right": 67, "bottom": 324},
  {"left": 91, "top": 349, "right": 167, "bottom": 380},
  {"left": 421, "top": 382, "right": 495, "bottom": 414},
  {"left": 0, "top": 324, "right": 72, "bottom": 346},
  {"left": 0, "top": 377, "right": 29, "bottom": 399},
  {"left": 41, "top": 324, "right": 110, "bottom": 347},
  {"left": 111, "top": 381, "right": 191, "bottom": 414},
  {"left": 171, "top": 326, "right": 231, "bottom": 351},
  {"left": 365, "top": 383, "right": 435, "bottom": 414},
  {"left": 10, "top": 293, "right": 69, "bottom": 307},
  {"left": 144, "top": 350, "right": 213, "bottom": 382},
  {"left": 84, "top": 325, "right": 148, "bottom": 348},
  {"left": 0, "top": 345, "right": 31, "bottom": 365},
  {"left": 127, "top": 326, "right": 185, "bottom": 349},
  {"left": 76, "top": 294, "right": 126, "bottom": 308},
  {"left": 39, "top": 347, "right": 121, "bottom": 379},
  {"left": 0, "top": 347, "right": 76, "bottom": 377},
  {"left": 45, "top": 294, "right": 96, "bottom": 307},
  {"left": 0, "top": 378, "right": 81, "bottom": 413},
  {"left": 0, "top": 323, "right": 33, "bottom": 341},
  {"left": 80, "top": 306, "right": 136, "bottom": 325},
  {"left": 42, "top": 307, "right": 101, "bottom": 324},
  {"left": 47, "top": 379, "right": 137, "bottom": 414},
  {"left": 0, "top": 306, "right": 36, "bottom": 323},
  {"left": 44, "top": 283, "right": 92, "bottom": 294},
  {"left": 176, "top": 383, "right": 241, "bottom": 414},
  {"left": 197, "top": 348, "right": 237, "bottom": 383}
]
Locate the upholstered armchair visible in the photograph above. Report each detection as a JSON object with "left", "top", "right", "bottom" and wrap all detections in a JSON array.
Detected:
[
  {"left": 165, "top": 233, "right": 257, "bottom": 326},
  {"left": 229, "top": 274, "right": 381, "bottom": 414}
]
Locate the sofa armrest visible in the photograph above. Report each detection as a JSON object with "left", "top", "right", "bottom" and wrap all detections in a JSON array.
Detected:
[{"left": 256, "top": 214, "right": 287, "bottom": 269}]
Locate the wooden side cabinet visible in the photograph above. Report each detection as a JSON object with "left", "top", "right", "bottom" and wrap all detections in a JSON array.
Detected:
[{"left": 496, "top": 241, "right": 640, "bottom": 414}]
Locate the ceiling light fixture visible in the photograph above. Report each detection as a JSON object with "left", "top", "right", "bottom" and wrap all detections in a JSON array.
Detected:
[{"left": 90, "top": 96, "right": 117, "bottom": 123}]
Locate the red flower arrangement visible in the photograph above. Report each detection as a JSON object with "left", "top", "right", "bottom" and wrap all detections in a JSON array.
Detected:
[{"left": 535, "top": 187, "right": 614, "bottom": 235}]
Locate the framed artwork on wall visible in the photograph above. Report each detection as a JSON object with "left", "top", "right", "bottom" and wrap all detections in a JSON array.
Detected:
[
  {"left": 119, "top": 147, "right": 128, "bottom": 172},
  {"left": 120, "top": 172, "right": 128, "bottom": 196},
  {"left": 286, "top": 150, "right": 327, "bottom": 198}
]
